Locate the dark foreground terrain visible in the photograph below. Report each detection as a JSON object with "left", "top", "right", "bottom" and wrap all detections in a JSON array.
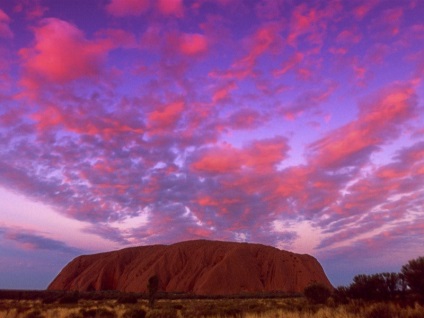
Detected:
[{"left": 1, "top": 290, "right": 424, "bottom": 318}]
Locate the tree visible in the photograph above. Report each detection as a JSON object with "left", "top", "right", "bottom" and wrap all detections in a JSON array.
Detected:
[
  {"left": 401, "top": 256, "right": 424, "bottom": 295},
  {"left": 348, "top": 273, "right": 402, "bottom": 300},
  {"left": 147, "top": 275, "right": 159, "bottom": 308},
  {"left": 303, "top": 283, "right": 332, "bottom": 304}
]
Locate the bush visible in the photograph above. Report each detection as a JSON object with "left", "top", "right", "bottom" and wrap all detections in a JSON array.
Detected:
[
  {"left": 122, "top": 309, "right": 147, "bottom": 318},
  {"left": 333, "top": 286, "right": 349, "bottom": 304},
  {"left": 304, "top": 283, "right": 332, "bottom": 304},
  {"left": 59, "top": 292, "right": 80, "bottom": 304},
  {"left": 146, "top": 309, "right": 177, "bottom": 318},
  {"left": 117, "top": 293, "right": 139, "bottom": 304},
  {"left": 79, "top": 308, "right": 117, "bottom": 318},
  {"left": 24, "top": 310, "right": 45, "bottom": 318},
  {"left": 347, "top": 273, "right": 404, "bottom": 301},
  {"left": 402, "top": 256, "right": 424, "bottom": 295}
]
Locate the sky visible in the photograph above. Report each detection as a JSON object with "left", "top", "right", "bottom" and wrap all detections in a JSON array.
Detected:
[{"left": 0, "top": 0, "right": 423, "bottom": 290}]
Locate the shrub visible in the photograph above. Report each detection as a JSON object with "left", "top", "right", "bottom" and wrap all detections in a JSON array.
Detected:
[
  {"left": 347, "top": 273, "right": 403, "bottom": 301},
  {"left": 402, "top": 256, "right": 424, "bottom": 295},
  {"left": 333, "top": 286, "right": 349, "bottom": 304},
  {"left": 122, "top": 309, "right": 147, "bottom": 318},
  {"left": 79, "top": 308, "right": 117, "bottom": 318},
  {"left": 304, "top": 283, "right": 332, "bottom": 304},
  {"left": 117, "top": 293, "right": 139, "bottom": 304},
  {"left": 59, "top": 292, "right": 80, "bottom": 304},
  {"left": 146, "top": 309, "right": 177, "bottom": 318},
  {"left": 24, "top": 310, "right": 45, "bottom": 318}
]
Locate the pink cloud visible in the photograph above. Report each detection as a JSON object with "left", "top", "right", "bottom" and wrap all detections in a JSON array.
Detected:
[
  {"left": 255, "top": 0, "right": 283, "bottom": 20},
  {"left": 0, "top": 9, "right": 13, "bottom": 38},
  {"left": 106, "top": 0, "right": 150, "bottom": 16},
  {"left": 13, "top": 0, "right": 48, "bottom": 20},
  {"left": 244, "top": 137, "right": 289, "bottom": 170},
  {"left": 287, "top": 4, "right": 318, "bottom": 46},
  {"left": 191, "top": 144, "right": 242, "bottom": 173},
  {"left": 147, "top": 101, "right": 185, "bottom": 134},
  {"left": 286, "top": 2, "right": 340, "bottom": 50},
  {"left": 237, "top": 22, "right": 283, "bottom": 69},
  {"left": 377, "top": 7, "right": 404, "bottom": 36},
  {"left": 280, "top": 83, "right": 336, "bottom": 120},
  {"left": 96, "top": 28, "right": 137, "bottom": 48},
  {"left": 211, "top": 22, "right": 283, "bottom": 81},
  {"left": 227, "top": 108, "right": 266, "bottom": 130},
  {"left": 20, "top": 18, "right": 114, "bottom": 86},
  {"left": 353, "top": 0, "right": 379, "bottom": 20},
  {"left": 308, "top": 83, "right": 418, "bottom": 169},
  {"left": 191, "top": 137, "right": 289, "bottom": 174},
  {"left": 336, "top": 29, "right": 362, "bottom": 44},
  {"left": 212, "top": 81, "right": 237, "bottom": 103},
  {"left": 273, "top": 52, "right": 303, "bottom": 77},
  {"left": 178, "top": 33, "right": 208, "bottom": 56},
  {"left": 157, "top": 0, "right": 184, "bottom": 17}
]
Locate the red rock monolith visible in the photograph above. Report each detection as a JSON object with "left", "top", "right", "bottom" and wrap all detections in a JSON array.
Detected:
[{"left": 48, "top": 240, "right": 332, "bottom": 295}]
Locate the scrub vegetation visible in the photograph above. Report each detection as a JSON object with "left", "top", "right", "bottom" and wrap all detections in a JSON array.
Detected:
[{"left": 0, "top": 296, "right": 424, "bottom": 318}]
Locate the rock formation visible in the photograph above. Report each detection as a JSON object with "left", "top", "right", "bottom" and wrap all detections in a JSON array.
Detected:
[{"left": 48, "top": 240, "right": 332, "bottom": 295}]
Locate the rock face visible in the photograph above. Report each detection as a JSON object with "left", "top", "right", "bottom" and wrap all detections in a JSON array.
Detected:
[{"left": 48, "top": 240, "right": 332, "bottom": 295}]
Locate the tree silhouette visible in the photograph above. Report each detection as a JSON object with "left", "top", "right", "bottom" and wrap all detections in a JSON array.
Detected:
[
  {"left": 401, "top": 256, "right": 424, "bottom": 295},
  {"left": 147, "top": 275, "right": 159, "bottom": 308},
  {"left": 304, "top": 282, "right": 332, "bottom": 304}
]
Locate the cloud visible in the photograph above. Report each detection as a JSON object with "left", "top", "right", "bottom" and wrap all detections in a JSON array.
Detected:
[
  {"left": 191, "top": 136, "right": 289, "bottom": 174},
  {"left": 0, "top": 9, "right": 13, "bottom": 38},
  {"left": 1, "top": 1, "right": 423, "bottom": 289},
  {"left": 157, "top": 0, "right": 184, "bottom": 17},
  {"left": 280, "top": 83, "right": 336, "bottom": 120},
  {"left": 307, "top": 83, "right": 418, "bottom": 170},
  {"left": 178, "top": 33, "right": 208, "bottom": 56},
  {"left": 352, "top": 0, "right": 380, "bottom": 20},
  {"left": 1, "top": 227, "right": 84, "bottom": 254},
  {"left": 212, "top": 81, "right": 237, "bottom": 103},
  {"left": 210, "top": 22, "right": 283, "bottom": 81},
  {"left": 106, "top": 0, "right": 150, "bottom": 17},
  {"left": 13, "top": 0, "right": 48, "bottom": 20},
  {"left": 226, "top": 108, "right": 268, "bottom": 130},
  {"left": 147, "top": 101, "right": 185, "bottom": 134},
  {"left": 286, "top": 2, "right": 340, "bottom": 48},
  {"left": 19, "top": 18, "right": 134, "bottom": 94},
  {"left": 273, "top": 52, "right": 303, "bottom": 77},
  {"left": 106, "top": 0, "right": 184, "bottom": 18}
]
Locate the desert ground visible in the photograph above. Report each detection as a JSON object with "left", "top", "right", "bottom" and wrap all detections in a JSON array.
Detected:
[{"left": 1, "top": 295, "right": 424, "bottom": 318}]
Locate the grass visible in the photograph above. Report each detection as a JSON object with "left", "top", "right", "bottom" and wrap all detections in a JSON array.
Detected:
[{"left": 0, "top": 297, "right": 424, "bottom": 318}]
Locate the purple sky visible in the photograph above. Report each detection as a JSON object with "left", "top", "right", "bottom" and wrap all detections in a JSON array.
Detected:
[{"left": 0, "top": 0, "right": 423, "bottom": 289}]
